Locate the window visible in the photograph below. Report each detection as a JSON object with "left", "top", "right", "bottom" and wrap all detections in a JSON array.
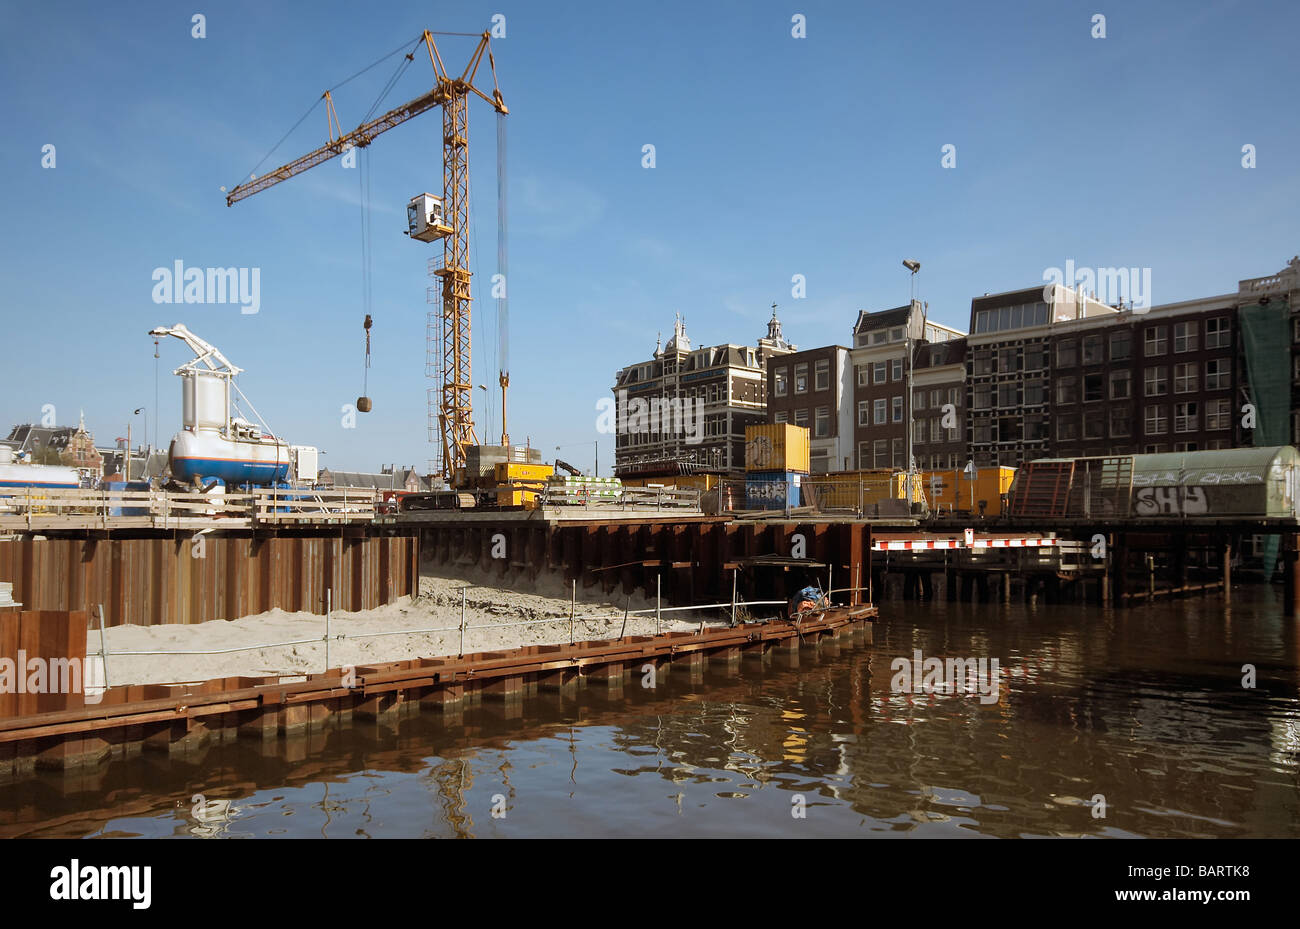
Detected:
[
  {"left": 1174, "top": 441, "right": 1199, "bottom": 453},
  {"left": 857, "top": 400, "right": 870, "bottom": 426},
  {"left": 873, "top": 361, "right": 887, "bottom": 384},
  {"left": 1110, "top": 330, "right": 1132, "bottom": 361},
  {"left": 1025, "top": 415, "right": 1049, "bottom": 441},
  {"left": 913, "top": 389, "right": 926, "bottom": 410},
  {"left": 858, "top": 442, "right": 871, "bottom": 469},
  {"left": 891, "top": 358, "right": 903, "bottom": 381},
  {"left": 1174, "top": 321, "right": 1198, "bottom": 353},
  {"left": 889, "top": 327, "right": 904, "bottom": 342},
  {"left": 997, "top": 383, "right": 1019, "bottom": 406},
  {"left": 1144, "top": 366, "right": 1168, "bottom": 397},
  {"left": 1056, "top": 376, "right": 1077, "bottom": 405},
  {"left": 1206, "top": 398, "right": 1230, "bottom": 430},
  {"left": 1174, "top": 362, "right": 1197, "bottom": 394},
  {"left": 891, "top": 396, "right": 903, "bottom": 423},
  {"left": 891, "top": 438, "right": 904, "bottom": 469},
  {"left": 774, "top": 411, "right": 789, "bottom": 424},
  {"left": 1025, "top": 381, "right": 1046, "bottom": 405},
  {"left": 814, "top": 406, "right": 829, "bottom": 437},
  {"left": 1206, "top": 317, "right": 1230, "bottom": 349},
  {"left": 1057, "top": 418, "right": 1078, "bottom": 441},
  {"left": 935, "top": 388, "right": 945, "bottom": 407},
  {"left": 814, "top": 359, "right": 830, "bottom": 391},
  {"left": 974, "top": 385, "right": 992, "bottom": 409},
  {"left": 871, "top": 330, "right": 887, "bottom": 346},
  {"left": 913, "top": 420, "right": 927, "bottom": 443},
  {"left": 931, "top": 418, "right": 943, "bottom": 442},
  {"left": 855, "top": 365, "right": 868, "bottom": 386},
  {"left": 773, "top": 368, "right": 788, "bottom": 397},
  {"left": 1144, "top": 444, "right": 1166, "bottom": 454},
  {"left": 1084, "top": 412, "right": 1104, "bottom": 439},
  {"left": 1145, "top": 326, "right": 1167, "bottom": 356},
  {"left": 874, "top": 398, "right": 887, "bottom": 425},
  {"left": 1056, "top": 340, "right": 1077, "bottom": 367},
  {"left": 1175, "top": 401, "right": 1198, "bottom": 433},
  {"left": 1082, "top": 335, "right": 1103, "bottom": 364},
  {"left": 1025, "top": 345, "right": 1050, "bottom": 370},
  {"left": 1206, "top": 359, "right": 1229, "bottom": 389},
  {"left": 794, "top": 363, "right": 808, "bottom": 394},
  {"left": 1110, "top": 370, "right": 1131, "bottom": 400},
  {"left": 1145, "top": 404, "right": 1168, "bottom": 435},
  {"left": 873, "top": 439, "right": 889, "bottom": 468},
  {"left": 973, "top": 350, "right": 994, "bottom": 376},
  {"left": 1109, "top": 407, "right": 1131, "bottom": 437},
  {"left": 794, "top": 408, "right": 809, "bottom": 428},
  {"left": 999, "top": 347, "right": 1021, "bottom": 373},
  {"left": 973, "top": 422, "right": 993, "bottom": 443},
  {"left": 1084, "top": 373, "right": 1103, "bottom": 402}
]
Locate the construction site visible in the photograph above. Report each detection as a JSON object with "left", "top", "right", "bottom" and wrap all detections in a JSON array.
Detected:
[{"left": 2, "top": 11, "right": 1298, "bottom": 864}]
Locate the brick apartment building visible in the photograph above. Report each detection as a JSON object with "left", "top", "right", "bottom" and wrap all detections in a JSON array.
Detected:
[
  {"left": 849, "top": 302, "right": 964, "bottom": 470},
  {"left": 761, "top": 255, "right": 1300, "bottom": 473},
  {"left": 613, "top": 310, "right": 796, "bottom": 476}
]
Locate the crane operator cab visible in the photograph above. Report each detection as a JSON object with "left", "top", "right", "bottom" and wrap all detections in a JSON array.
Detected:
[{"left": 406, "top": 193, "right": 452, "bottom": 242}]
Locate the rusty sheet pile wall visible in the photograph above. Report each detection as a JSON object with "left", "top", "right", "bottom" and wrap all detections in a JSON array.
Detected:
[
  {"left": 421, "top": 519, "right": 872, "bottom": 606},
  {"left": 0, "top": 534, "right": 418, "bottom": 627}
]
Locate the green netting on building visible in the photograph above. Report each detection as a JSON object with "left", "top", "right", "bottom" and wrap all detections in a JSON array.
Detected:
[{"left": 1239, "top": 301, "right": 1291, "bottom": 577}]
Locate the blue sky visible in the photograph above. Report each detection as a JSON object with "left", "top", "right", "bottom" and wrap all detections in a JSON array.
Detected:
[{"left": 2, "top": 0, "right": 1297, "bottom": 474}]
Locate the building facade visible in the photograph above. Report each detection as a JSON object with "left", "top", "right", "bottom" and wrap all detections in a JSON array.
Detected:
[
  {"left": 766, "top": 345, "right": 853, "bottom": 472},
  {"left": 850, "top": 302, "right": 964, "bottom": 470},
  {"left": 767, "top": 255, "right": 1299, "bottom": 477},
  {"left": 613, "top": 311, "right": 796, "bottom": 476}
]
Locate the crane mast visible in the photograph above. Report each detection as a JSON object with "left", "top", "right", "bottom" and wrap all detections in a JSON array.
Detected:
[{"left": 225, "top": 29, "right": 506, "bottom": 484}]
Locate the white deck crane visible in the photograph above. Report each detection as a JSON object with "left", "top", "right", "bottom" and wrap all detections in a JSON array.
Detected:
[{"left": 150, "top": 324, "right": 316, "bottom": 485}]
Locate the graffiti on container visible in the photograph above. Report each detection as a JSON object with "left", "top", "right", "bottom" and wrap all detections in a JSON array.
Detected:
[
  {"left": 1133, "top": 486, "right": 1208, "bottom": 516},
  {"left": 1132, "top": 470, "right": 1263, "bottom": 487},
  {"left": 747, "top": 436, "right": 777, "bottom": 469}
]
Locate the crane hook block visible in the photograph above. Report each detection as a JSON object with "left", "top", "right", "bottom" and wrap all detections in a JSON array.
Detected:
[{"left": 357, "top": 396, "right": 373, "bottom": 413}]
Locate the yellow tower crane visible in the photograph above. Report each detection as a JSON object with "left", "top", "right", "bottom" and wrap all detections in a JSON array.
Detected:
[{"left": 225, "top": 29, "right": 507, "bottom": 484}]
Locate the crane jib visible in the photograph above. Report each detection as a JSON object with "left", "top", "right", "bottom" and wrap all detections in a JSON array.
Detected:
[{"left": 226, "top": 86, "right": 452, "bottom": 206}]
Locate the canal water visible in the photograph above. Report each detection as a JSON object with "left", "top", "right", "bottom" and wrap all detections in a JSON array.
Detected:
[{"left": 5, "top": 587, "right": 1298, "bottom": 838}]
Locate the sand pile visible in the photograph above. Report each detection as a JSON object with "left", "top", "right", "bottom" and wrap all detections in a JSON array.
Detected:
[{"left": 88, "top": 567, "right": 710, "bottom": 686}]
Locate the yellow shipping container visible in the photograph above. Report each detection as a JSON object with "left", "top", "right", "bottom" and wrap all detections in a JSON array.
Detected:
[
  {"left": 745, "top": 424, "right": 811, "bottom": 473},
  {"left": 497, "top": 489, "right": 541, "bottom": 509},
  {"left": 800, "top": 469, "right": 903, "bottom": 509},
  {"left": 921, "top": 466, "right": 1015, "bottom": 515},
  {"left": 494, "top": 461, "right": 554, "bottom": 483},
  {"left": 623, "top": 474, "right": 718, "bottom": 491}
]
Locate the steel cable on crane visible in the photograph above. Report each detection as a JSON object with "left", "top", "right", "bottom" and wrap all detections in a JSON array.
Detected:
[
  {"left": 357, "top": 145, "right": 374, "bottom": 412},
  {"left": 232, "top": 34, "right": 422, "bottom": 191},
  {"left": 496, "top": 111, "right": 508, "bottom": 397}
]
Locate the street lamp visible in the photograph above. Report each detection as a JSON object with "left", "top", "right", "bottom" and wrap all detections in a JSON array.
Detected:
[
  {"left": 477, "top": 385, "right": 490, "bottom": 447},
  {"left": 126, "top": 407, "right": 147, "bottom": 481},
  {"left": 901, "top": 260, "right": 922, "bottom": 507}
]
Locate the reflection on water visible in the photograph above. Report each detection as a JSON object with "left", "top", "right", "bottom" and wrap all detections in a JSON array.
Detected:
[{"left": 4, "top": 587, "right": 1298, "bottom": 838}]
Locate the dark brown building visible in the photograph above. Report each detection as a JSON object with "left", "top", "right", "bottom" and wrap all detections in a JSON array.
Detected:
[{"left": 766, "top": 345, "right": 853, "bottom": 472}]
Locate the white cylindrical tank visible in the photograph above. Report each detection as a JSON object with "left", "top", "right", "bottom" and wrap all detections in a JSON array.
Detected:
[
  {"left": 182, "top": 373, "right": 228, "bottom": 431},
  {"left": 170, "top": 430, "right": 290, "bottom": 484},
  {"left": 0, "top": 462, "right": 81, "bottom": 489}
]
